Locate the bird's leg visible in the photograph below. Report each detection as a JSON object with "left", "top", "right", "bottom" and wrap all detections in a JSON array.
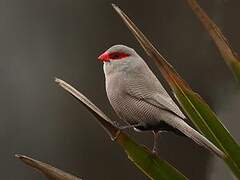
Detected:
[
  {"left": 112, "top": 121, "right": 144, "bottom": 130},
  {"left": 111, "top": 123, "right": 144, "bottom": 141},
  {"left": 152, "top": 130, "right": 160, "bottom": 155},
  {"left": 119, "top": 124, "right": 139, "bottom": 130}
]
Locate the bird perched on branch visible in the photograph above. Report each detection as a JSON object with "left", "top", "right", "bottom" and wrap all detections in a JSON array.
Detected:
[{"left": 98, "top": 44, "right": 224, "bottom": 157}]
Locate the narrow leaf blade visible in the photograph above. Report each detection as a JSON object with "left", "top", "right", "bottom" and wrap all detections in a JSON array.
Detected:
[
  {"left": 15, "top": 154, "right": 82, "bottom": 180},
  {"left": 118, "top": 134, "right": 187, "bottom": 180},
  {"left": 55, "top": 78, "right": 118, "bottom": 140},
  {"left": 55, "top": 78, "right": 187, "bottom": 180},
  {"left": 112, "top": 4, "right": 240, "bottom": 178},
  {"left": 186, "top": 0, "right": 240, "bottom": 83}
]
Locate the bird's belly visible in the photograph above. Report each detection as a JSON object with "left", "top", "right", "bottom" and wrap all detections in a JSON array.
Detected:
[{"left": 109, "top": 94, "right": 160, "bottom": 127}]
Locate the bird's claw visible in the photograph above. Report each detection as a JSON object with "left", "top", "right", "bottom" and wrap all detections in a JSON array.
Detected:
[
  {"left": 152, "top": 148, "right": 159, "bottom": 156},
  {"left": 112, "top": 121, "right": 121, "bottom": 128},
  {"left": 111, "top": 130, "right": 121, "bottom": 141}
]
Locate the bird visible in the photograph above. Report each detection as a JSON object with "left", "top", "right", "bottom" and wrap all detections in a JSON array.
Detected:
[{"left": 98, "top": 44, "right": 224, "bottom": 158}]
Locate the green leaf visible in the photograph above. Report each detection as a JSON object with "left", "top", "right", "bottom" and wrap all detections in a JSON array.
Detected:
[
  {"left": 111, "top": 4, "right": 240, "bottom": 178},
  {"left": 55, "top": 78, "right": 187, "bottom": 180},
  {"left": 15, "top": 154, "right": 82, "bottom": 180},
  {"left": 185, "top": 0, "right": 240, "bottom": 83}
]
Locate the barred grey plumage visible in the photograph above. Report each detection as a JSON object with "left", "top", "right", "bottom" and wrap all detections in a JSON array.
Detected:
[{"left": 99, "top": 44, "right": 224, "bottom": 158}]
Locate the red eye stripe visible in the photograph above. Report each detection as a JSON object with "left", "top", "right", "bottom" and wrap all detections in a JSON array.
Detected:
[
  {"left": 109, "top": 52, "right": 130, "bottom": 60},
  {"left": 98, "top": 51, "right": 130, "bottom": 62}
]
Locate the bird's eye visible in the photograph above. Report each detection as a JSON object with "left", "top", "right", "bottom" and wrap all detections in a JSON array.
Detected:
[
  {"left": 110, "top": 53, "right": 120, "bottom": 59},
  {"left": 109, "top": 52, "right": 129, "bottom": 60}
]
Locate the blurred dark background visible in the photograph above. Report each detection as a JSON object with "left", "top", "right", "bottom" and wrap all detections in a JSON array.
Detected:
[{"left": 0, "top": 0, "right": 239, "bottom": 179}]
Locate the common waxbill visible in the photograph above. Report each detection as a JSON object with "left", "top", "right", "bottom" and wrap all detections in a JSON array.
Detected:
[{"left": 98, "top": 44, "right": 224, "bottom": 158}]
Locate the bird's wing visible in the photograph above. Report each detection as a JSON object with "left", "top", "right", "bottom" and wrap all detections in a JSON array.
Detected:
[
  {"left": 124, "top": 65, "right": 186, "bottom": 119},
  {"left": 144, "top": 93, "right": 186, "bottom": 119},
  {"left": 126, "top": 78, "right": 186, "bottom": 119}
]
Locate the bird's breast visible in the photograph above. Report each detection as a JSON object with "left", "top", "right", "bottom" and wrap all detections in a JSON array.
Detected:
[{"left": 105, "top": 74, "right": 159, "bottom": 126}]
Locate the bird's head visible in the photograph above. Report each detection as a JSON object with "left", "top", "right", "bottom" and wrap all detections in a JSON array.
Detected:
[
  {"left": 98, "top": 44, "right": 136, "bottom": 62},
  {"left": 98, "top": 45, "right": 143, "bottom": 75}
]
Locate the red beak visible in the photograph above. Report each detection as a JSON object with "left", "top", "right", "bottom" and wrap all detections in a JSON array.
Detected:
[{"left": 98, "top": 52, "right": 110, "bottom": 62}]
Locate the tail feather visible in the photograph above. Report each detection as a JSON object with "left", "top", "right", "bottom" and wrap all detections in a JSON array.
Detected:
[{"left": 165, "top": 116, "right": 225, "bottom": 158}]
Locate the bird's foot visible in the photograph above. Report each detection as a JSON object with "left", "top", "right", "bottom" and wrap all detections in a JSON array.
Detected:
[
  {"left": 112, "top": 121, "right": 121, "bottom": 128},
  {"left": 152, "top": 131, "right": 160, "bottom": 156},
  {"left": 111, "top": 130, "right": 121, "bottom": 141},
  {"left": 152, "top": 147, "right": 159, "bottom": 156}
]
